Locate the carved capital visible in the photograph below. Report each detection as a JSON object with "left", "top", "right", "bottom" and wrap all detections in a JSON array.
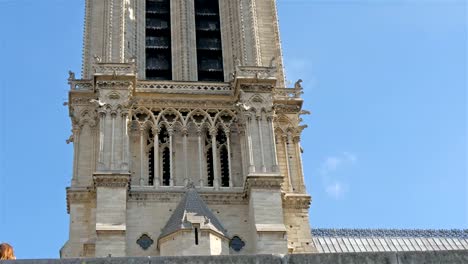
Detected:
[
  {"left": 181, "top": 127, "right": 189, "bottom": 136},
  {"left": 209, "top": 127, "right": 218, "bottom": 137}
]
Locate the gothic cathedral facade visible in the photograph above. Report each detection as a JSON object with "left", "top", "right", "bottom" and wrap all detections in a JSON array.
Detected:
[{"left": 62, "top": 0, "right": 314, "bottom": 257}]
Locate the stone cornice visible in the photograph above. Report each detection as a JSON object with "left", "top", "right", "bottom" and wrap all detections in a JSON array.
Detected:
[{"left": 282, "top": 193, "right": 311, "bottom": 210}]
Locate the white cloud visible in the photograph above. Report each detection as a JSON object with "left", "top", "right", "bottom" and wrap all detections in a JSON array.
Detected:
[
  {"left": 326, "top": 182, "right": 347, "bottom": 200},
  {"left": 319, "top": 152, "right": 357, "bottom": 176},
  {"left": 319, "top": 152, "right": 357, "bottom": 199}
]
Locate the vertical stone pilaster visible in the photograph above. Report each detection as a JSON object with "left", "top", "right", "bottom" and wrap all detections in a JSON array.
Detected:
[
  {"left": 94, "top": 173, "right": 129, "bottom": 257},
  {"left": 172, "top": 0, "right": 197, "bottom": 81},
  {"left": 246, "top": 176, "right": 288, "bottom": 254}
]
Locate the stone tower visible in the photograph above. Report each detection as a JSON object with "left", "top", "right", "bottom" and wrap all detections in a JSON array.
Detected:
[{"left": 62, "top": 0, "right": 314, "bottom": 258}]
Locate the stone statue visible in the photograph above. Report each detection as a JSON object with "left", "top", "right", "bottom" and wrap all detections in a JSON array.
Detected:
[
  {"left": 68, "top": 70, "right": 75, "bottom": 81},
  {"left": 93, "top": 54, "right": 102, "bottom": 63},
  {"left": 294, "top": 79, "right": 303, "bottom": 89},
  {"left": 269, "top": 56, "right": 276, "bottom": 67}
]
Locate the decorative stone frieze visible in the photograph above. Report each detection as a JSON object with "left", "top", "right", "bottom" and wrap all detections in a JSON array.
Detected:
[
  {"left": 66, "top": 188, "right": 95, "bottom": 213},
  {"left": 282, "top": 194, "right": 311, "bottom": 210},
  {"left": 93, "top": 173, "right": 130, "bottom": 188},
  {"left": 244, "top": 175, "right": 283, "bottom": 192}
]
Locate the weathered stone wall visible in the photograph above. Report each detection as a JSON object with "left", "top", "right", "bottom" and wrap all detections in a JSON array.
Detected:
[
  {"left": 4, "top": 251, "right": 468, "bottom": 264},
  {"left": 125, "top": 200, "right": 251, "bottom": 256}
]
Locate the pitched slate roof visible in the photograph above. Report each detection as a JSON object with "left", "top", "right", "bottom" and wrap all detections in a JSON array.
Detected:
[
  {"left": 159, "top": 188, "right": 228, "bottom": 240},
  {"left": 311, "top": 229, "right": 468, "bottom": 253}
]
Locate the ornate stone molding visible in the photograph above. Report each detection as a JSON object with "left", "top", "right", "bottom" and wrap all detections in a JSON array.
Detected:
[
  {"left": 133, "top": 98, "right": 236, "bottom": 109},
  {"left": 69, "top": 80, "right": 94, "bottom": 91},
  {"left": 66, "top": 188, "right": 96, "bottom": 213},
  {"left": 274, "top": 88, "right": 303, "bottom": 99},
  {"left": 274, "top": 104, "right": 301, "bottom": 113},
  {"left": 136, "top": 81, "right": 232, "bottom": 95},
  {"left": 96, "top": 80, "right": 133, "bottom": 89},
  {"left": 93, "top": 63, "right": 136, "bottom": 76},
  {"left": 128, "top": 189, "right": 247, "bottom": 205},
  {"left": 244, "top": 175, "right": 283, "bottom": 194},
  {"left": 93, "top": 173, "right": 130, "bottom": 188},
  {"left": 235, "top": 66, "right": 276, "bottom": 81}
]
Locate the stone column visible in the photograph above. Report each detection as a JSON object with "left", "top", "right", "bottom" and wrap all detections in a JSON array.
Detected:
[
  {"left": 239, "top": 126, "right": 248, "bottom": 179},
  {"left": 153, "top": 127, "right": 160, "bottom": 187},
  {"left": 225, "top": 130, "right": 233, "bottom": 188},
  {"left": 197, "top": 129, "right": 204, "bottom": 187},
  {"left": 293, "top": 135, "right": 305, "bottom": 193},
  {"left": 71, "top": 124, "right": 81, "bottom": 186},
  {"left": 282, "top": 135, "right": 292, "bottom": 192},
  {"left": 210, "top": 128, "right": 219, "bottom": 189},
  {"left": 245, "top": 114, "right": 255, "bottom": 173},
  {"left": 97, "top": 110, "right": 106, "bottom": 170},
  {"left": 268, "top": 115, "right": 279, "bottom": 172},
  {"left": 182, "top": 127, "right": 189, "bottom": 183},
  {"left": 257, "top": 115, "right": 266, "bottom": 172},
  {"left": 110, "top": 110, "right": 117, "bottom": 170},
  {"left": 286, "top": 133, "right": 296, "bottom": 192},
  {"left": 121, "top": 111, "right": 129, "bottom": 171},
  {"left": 168, "top": 128, "right": 174, "bottom": 186},
  {"left": 139, "top": 127, "right": 145, "bottom": 186}
]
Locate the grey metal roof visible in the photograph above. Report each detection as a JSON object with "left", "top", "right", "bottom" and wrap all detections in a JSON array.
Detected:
[
  {"left": 159, "top": 188, "right": 228, "bottom": 239},
  {"left": 311, "top": 229, "right": 468, "bottom": 253}
]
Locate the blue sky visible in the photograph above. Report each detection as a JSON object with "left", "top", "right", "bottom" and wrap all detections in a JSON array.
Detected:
[{"left": 0, "top": 0, "right": 466, "bottom": 259}]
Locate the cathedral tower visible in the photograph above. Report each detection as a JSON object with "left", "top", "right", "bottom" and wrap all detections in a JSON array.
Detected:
[{"left": 62, "top": 0, "right": 314, "bottom": 257}]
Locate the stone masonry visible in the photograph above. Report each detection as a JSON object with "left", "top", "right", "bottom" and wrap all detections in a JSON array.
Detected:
[{"left": 62, "top": 0, "right": 314, "bottom": 257}]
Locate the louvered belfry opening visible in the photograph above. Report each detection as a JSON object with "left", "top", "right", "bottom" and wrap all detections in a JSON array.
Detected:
[
  {"left": 195, "top": 0, "right": 224, "bottom": 82},
  {"left": 146, "top": 0, "right": 172, "bottom": 80}
]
